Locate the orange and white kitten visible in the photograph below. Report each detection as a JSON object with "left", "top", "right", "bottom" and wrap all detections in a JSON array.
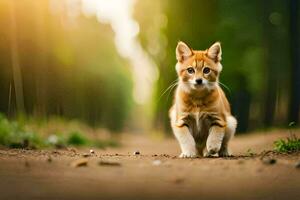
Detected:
[{"left": 169, "top": 41, "right": 237, "bottom": 158}]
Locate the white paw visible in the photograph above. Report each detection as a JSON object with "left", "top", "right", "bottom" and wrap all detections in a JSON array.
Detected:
[
  {"left": 206, "top": 141, "right": 222, "bottom": 155},
  {"left": 179, "top": 152, "right": 197, "bottom": 158}
]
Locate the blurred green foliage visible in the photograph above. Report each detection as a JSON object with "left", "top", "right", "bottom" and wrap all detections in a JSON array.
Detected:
[
  {"left": 0, "top": 1, "right": 133, "bottom": 132},
  {"left": 135, "top": 0, "right": 297, "bottom": 133},
  {"left": 0, "top": 114, "right": 43, "bottom": 148},
  {"left": 0, "top": 0, "right": 299, "bottom": 135},
  {"left": 0, "top": 114, "right": 119, "bottom": 149},
  {"left": 67, "top": 131, "right": 88, "bottom": 146}
]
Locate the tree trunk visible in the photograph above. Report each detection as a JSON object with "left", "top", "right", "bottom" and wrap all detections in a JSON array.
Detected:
[
  {"left": 9, "top": 1, "right": 24, "bottom": 113},
  {"left": 288, "top": 0, "right": 300, "bottom": 124}
]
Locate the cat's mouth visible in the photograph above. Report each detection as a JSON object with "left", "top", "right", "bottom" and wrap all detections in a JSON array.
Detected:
[
  {"left": 194, "top": 83, "right": 204, "bottom": 88},
  {"left": 191, "top": 81, "right": 215, "bottom": 90},
  {"left": 191, "top": 83, "right": 205, "bottom": 90}
]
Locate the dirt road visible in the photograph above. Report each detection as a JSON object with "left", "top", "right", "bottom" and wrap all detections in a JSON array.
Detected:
[{"left": 0, "top": 130, "right": 299, "bottom": 200}]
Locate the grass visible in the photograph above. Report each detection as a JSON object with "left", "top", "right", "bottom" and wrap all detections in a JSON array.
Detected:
[
  {"left": 246, "top": 148, "right": 256, "bottom": 156},
  {"left": 274, "top": 136, "right": 300, "bottom": 153},
  {"left": 67, "top": 131, "right": 89, "bottom": 146},
  {"left": 0, "top": 114, "right": 119, "bottom": 149},
  {"left": 274, "top": 122, "right": 300, "bottom": 153},
  {"left": 0, "top": 114, "right": 43, "bottom": 148}
]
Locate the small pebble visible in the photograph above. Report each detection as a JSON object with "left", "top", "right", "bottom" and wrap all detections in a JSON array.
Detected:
[
  {"left": 68, "top": 148, "right": 77, "bottom": 153},
  {"left": 99, "top": 160, "right": 121, "bottom": 167},
  {"left": 52, "top": 150, "right": 60, "bottom": 155},
  {"left": 237, "top": 160, "right": 244, "bottom": 164},
  {"left": 90, "top": 149, "right": 95, "bottom": 154},
  {"left": 133, "top": 151, "right": 140, "bottom": 155},
  {"left": 262, "top": 157, "right": 276, "bottom": 165},
  {"left": 152, "top": 160, "right": 162, "bottom": 166},
  {"left": 295, "top": 161, "right": 300, "bottom": 169},
  {"left": 25, "top": 160, "right": 30, "bottom": 168},
  {"left": 172, "top": 178, "right": 184, "bottom": 184},
  {"left": 47, "top": 156, "right": 52, "bottom": 163},
  {"left": 82, "top": 153, "right": 91, "bottom": 157},
  {"left": 70, "top": 158, "right": 88, "bottom": 167}
]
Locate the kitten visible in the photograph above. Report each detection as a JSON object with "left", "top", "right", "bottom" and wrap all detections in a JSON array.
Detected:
[{"left": 169, "top": 41, "right": 237, "bottom": 158}]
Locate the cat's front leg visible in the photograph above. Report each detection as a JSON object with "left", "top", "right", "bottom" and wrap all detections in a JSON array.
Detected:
[
  {"left": 219, "top": 116, "right": 237, "bottom": 157},
  {"left": 206, "top": 126, "right": 225, "bottom": 156},
  {"left": 171, "top": 122, "right": 197, "bottom": 158}
]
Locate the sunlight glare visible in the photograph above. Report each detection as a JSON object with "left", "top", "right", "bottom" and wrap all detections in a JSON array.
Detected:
[{"left": 81, "top": 0, "right": 158, "bottom": 104}]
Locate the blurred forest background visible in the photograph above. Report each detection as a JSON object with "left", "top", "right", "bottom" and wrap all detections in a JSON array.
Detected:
[{"left": 0, "top": 0, "right": 299, "bottom": 135}]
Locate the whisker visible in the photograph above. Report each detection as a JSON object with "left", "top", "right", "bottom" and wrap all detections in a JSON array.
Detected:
[
  {"left": 168, "top": 78, "right": 179, "bottom": 86},
  {"left": 157, "top": 82, "right": 178, "bottom": 102},
  {"left": 218, "top": 81, "right": 231, "bottom": 93},
  {"left": 166, "top": 82, "right": 178, "bottom": 102},
  {"left": 157, "top": 79, "right": 179, "bottom": 103}
]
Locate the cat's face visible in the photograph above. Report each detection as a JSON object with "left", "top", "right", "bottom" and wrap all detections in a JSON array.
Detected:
[{"left": 175, "top": 41, "right": 223, "bottom": 92}]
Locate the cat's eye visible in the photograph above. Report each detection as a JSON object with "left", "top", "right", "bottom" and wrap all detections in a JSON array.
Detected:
[
  {"left": 203, "top": 67, "right": 211, "bottom": 74},
  {"left": 187, "top": 67, "right": 195, "bottom": 74}
]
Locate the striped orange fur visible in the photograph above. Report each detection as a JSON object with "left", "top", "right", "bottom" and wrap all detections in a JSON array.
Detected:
[{"left": 170, "top": 41, "right": 237, "bottom": 158}]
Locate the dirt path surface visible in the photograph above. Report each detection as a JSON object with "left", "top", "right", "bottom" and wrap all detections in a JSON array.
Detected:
[{"left": 0, "top": 130, "right": 300, "bottom": 200}]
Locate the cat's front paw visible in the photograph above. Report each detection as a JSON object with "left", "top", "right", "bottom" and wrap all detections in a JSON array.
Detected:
[
  {"left": 179, "top": 152, "right": 197, "bottom": 158},
  {"left": 206, "top": 132, "right": 224, "bottom": 156},
  {"left": 203, "top": 151, "right": 215, "bottom": 157},
  {"left": 206, "top": 141, "right": 222, "bottom": 156},
  {"left": 219, "top": 148, "right": 232, "bottom": 157}
]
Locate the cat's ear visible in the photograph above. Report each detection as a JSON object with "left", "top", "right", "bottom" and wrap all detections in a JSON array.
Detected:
[
  {"left": 176, "top": 41, "right": 193, "bottom": 62},
  {"left": 207, "top": 42, "right": 222, "bottom": 62}
]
